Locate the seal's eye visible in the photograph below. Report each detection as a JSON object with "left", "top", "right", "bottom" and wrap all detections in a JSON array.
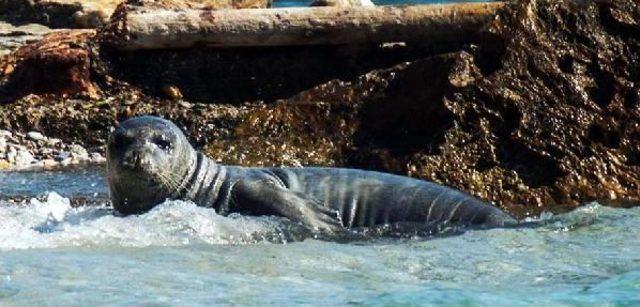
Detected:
[{"left": 153, "top": 137, "right": 171, "bottom": 150}]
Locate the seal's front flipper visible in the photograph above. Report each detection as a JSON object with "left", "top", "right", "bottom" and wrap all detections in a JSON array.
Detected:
[{"left": 231, "top": 180, "right": 343, "bottom": 233}]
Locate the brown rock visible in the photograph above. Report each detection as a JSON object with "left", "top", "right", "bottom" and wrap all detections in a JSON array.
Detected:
[
  {"left": 162, "top": 85, "right": 183, "bottom": 101},
  {"left": 0, "top": 30, "right": 98, "bottom": 103}
]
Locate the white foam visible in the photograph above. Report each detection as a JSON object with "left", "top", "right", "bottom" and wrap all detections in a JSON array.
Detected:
[{"left": 0, "top": 192, "right": 298, "bottom": 250}]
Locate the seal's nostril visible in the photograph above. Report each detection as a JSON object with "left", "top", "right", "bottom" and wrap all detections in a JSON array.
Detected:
[{"left": 123, "top": 151, "right": 143, "bottom": 169}]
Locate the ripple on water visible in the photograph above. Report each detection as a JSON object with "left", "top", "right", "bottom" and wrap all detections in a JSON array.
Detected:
[{"left": 0, "top": 191, "right": 639, "bottom": 304}]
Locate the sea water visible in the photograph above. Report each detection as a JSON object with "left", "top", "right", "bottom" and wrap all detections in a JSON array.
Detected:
[
  {"left": 274, "top": 0, "right": 489, "bottom": 7},
  {"left": 0, "top": 167, "right": 639, "bottom": 305},
  {"left": 1, "top": 0, "right": 638, "bottom": 303}
]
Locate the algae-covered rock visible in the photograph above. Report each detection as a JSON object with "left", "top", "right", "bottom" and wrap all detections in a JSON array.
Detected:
[
  {"left": 202, "top": 0, "right": 640, "bottom": 216},
  {"left": 436, "top": 0, "right": 640, "bottom": 214},
  {"left": 0, "top": 0, "right": 638, "bottom": 217}
]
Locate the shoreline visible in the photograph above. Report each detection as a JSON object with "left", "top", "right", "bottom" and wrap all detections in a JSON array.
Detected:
[{"left": 0, "top": 127, "right": 105, "bottom": 171}]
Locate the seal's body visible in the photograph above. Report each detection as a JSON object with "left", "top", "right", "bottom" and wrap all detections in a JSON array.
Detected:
[{"left": 108, "top": 116, "right": 516, "bottom": 233}]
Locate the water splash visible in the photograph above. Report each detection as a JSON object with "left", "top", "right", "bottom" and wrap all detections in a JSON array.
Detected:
[
  {"left": 0, "top": 192, "right": 639, "bottom": 305},
  {"left": 0, "top": 192, "right": 310, "bottom": 250},
  {"left": 1, "top": 192, "right": 635, "bottom": 251}
]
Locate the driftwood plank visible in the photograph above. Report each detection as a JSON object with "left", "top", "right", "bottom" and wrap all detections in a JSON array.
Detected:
[{"left": 101, "top": 2, "right": 505, "bottom": 50}]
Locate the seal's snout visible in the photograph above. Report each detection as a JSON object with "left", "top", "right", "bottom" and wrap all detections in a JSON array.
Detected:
[
  {"left": 119, "top": 139, "right": 159, "bottom": 172},
  {"left": 122, "top": 149, "right": 150, "bottom": 170},
  {"left": 122, "top": 151, "right": 140, "bottom": 169}
]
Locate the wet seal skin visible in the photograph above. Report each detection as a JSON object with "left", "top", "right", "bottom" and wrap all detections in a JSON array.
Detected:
[{"left": 107, "top": 116, "right": 517, "bottom": 234}]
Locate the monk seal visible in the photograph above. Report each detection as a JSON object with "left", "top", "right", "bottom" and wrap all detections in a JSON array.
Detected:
[{"left": 107, "top": 116, "right": 517, "bottom": 233}]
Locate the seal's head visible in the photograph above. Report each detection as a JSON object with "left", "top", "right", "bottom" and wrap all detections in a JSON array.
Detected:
[{"left": 107, "top": 116, "right": 196, "bottom": 214}]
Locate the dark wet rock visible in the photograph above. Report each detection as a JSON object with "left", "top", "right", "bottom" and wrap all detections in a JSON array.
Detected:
[
  {"left": 100, "top": 44, "right": 432, "bottom": 104},
  {"left": 0, "top": 0, "right": 97, "bottom": 28},
  {"left": 440, "top": 0, "right": 640, "bottom": 214},
  {"left": 0, "top": 0, "right": 638, "bottom": 217}
]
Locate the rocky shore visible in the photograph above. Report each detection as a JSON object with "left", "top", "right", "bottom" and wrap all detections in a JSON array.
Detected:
[
  {"left": 1, "top": 0, "right": 639, "bottom": 217},
  {"left": 0, "top": 127, "right": 105, "bottom": 170}
]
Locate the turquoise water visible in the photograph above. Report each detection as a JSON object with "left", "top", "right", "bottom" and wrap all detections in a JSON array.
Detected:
[
  {"left": 0, "top": 168, "right": 639, "bottom": 305},
  {"left": 274, "top": 0, "right": 489, "bottom": 7}
]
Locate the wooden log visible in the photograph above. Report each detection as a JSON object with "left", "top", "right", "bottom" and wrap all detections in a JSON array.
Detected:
[{"left": 101, "top": 2, "right": 505, "bottom": 50}]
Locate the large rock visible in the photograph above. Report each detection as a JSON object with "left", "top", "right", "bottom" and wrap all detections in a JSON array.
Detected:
[
  {"left": 0, "top": 30, "right": 97, "bottom": 103},
  {"left": 211, "top": 0, "right": 640, "bottom": 216},
  {"left": 436, "top": 0, "right": 640, "bottom": 213},
  {"left": 0, "top": 0, "right": 637, "bottom": 217}
]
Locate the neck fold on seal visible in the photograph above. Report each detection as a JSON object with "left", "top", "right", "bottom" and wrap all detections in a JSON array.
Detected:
[{"left": 173, "top": 151, "right": 226, "bottom": 208}]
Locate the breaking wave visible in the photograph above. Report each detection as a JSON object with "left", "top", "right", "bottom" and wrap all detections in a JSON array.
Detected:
[{"left": 0, "top": 192, "right": 311, "bottom": 250}]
